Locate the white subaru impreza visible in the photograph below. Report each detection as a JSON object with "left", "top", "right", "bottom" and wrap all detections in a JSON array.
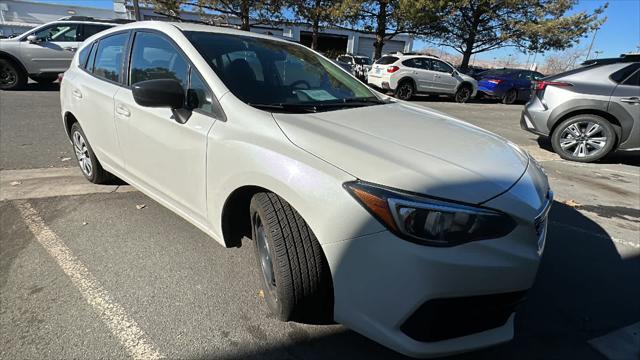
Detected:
[{"left": 60, "top": 21, "right": 552, "bottom": 358}]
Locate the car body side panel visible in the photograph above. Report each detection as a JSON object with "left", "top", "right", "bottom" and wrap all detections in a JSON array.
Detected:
[
  {"left": 205, "top": 94, "right": 385, "bottom": 247},
  {"left": 608, "top": 84, "right": 640, "bottom": 148}
]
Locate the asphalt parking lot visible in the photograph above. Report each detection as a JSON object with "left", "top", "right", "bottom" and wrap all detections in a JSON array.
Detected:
[{"left": 1, "top": 85, "right": 639, "bottom": 359}]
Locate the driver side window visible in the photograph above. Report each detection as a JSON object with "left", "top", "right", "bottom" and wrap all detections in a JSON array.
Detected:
[
  {"left": 32, "top": 23, "right": 79, "bottom": 42},
  {"left": 431, "top": 59, "right": 453, "bottom": 73}
]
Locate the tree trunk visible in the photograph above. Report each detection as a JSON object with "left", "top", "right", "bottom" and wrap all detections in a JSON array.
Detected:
[
  {"left": 240, "top": 0, "right": 250, "bottom": 31},
  {"left": 310, "top": 0, "right": 321, "bottom": 50},
  {"left": 373, "top": 0, "right": 388, "bottom": 60},
  {"left": 460, "top": 45, "right": 473, "bottom": 70},
  {"left": 459, "top": 5, "right": 482, "bottom": 70}
]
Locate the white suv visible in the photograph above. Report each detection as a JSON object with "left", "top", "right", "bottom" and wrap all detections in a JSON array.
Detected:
[
  {"left": 368, "top": 53, "right": 478, "bottom": 102},
  {"left": 60, "top": 21, "right": 550, "bottom": 358}
]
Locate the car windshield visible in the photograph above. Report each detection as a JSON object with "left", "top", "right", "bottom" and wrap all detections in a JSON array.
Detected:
[
  {"left": 354, "top": 57, "right": 371, "bottom": 65},
  {"left": 185, "top": 31, "right": 382, "bottom": 112}
]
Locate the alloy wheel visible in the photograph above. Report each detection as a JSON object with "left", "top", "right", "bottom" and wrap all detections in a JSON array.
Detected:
[
  {"left": 73, "top": 131, "right": 93, "bottom": 177},
  {"left": 397, "top": 84, "right": 413, "bottom": 100},
  {"left": 455, "top": 87, "right": 471, "bottom": 103},
  {"left": 558, "top": 121, "right": 608, "bottom": 158}
]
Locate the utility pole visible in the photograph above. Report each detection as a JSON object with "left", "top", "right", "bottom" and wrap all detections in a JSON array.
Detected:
[
  {"left": 132, "top": 0, "right": 142, "bottom": 21},
  {"left": 585, "top": 28, "right": 599, "bottom": 61}
]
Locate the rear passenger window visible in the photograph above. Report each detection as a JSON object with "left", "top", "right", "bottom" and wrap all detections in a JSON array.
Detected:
[
  {"left": 610, "top": 63, "right": 640, "bottom": 83},
  {"left": 129, "top": 32, "right": 189, "bottom": 88},
  {"left": 93, "top": 32, "right": 129, "bottom": 83}
]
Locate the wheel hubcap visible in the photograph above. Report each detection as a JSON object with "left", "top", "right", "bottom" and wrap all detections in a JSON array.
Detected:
[
  {"left": 254, "top": 215, "right": 277, "bottom": 300},
  {"left": 559, "top": 121, "right": 608, "bottom": 158},
  {"left": 73, "top": 131, "right": 93, "bottom": 176},
  {"left": 398, "top": 85, "right": 412, "bottom": 99}
]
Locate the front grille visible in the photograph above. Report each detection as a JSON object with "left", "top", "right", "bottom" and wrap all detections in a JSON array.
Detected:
[{"left": 400, "top": 291, "right": 527, "bottom": 342}]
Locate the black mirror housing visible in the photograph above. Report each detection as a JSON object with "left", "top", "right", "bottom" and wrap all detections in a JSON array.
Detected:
[{"left": 132, "top": 79, "right": 185, "bottom": 109}]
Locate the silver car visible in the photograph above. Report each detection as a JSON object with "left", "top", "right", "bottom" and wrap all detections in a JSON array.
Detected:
[
  {"left": 0, "top": 16, "right": 127, "bottom": 90},
  {"left": 521, "top": 55, "right": 640, "bottom": 162}
]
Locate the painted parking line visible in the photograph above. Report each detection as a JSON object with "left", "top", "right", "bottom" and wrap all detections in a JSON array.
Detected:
[
  {"left": 589, "top": 322, "right": 640, "bottom": 360},
  {"left": 1, "top": 167, "right": 135, "bottom": 201},
  {"left": 14, "top": 200, "right": 164, "bottom": 360}
]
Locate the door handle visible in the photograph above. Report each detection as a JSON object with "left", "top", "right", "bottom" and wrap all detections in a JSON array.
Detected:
[
  {"left": 620, "top": 97, "right": 640, "bottom": 104},
  {"left": 72, "top": 89, "right": 82, "bottom": 99},
  {"left": 116, "top": 104, "right": 130, "bottom": 117},
  {"left": 63, "top": 47, "right": 77, "bottom": 52}
]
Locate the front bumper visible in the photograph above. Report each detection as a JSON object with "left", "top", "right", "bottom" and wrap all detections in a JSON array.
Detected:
[{"left": 323, "top": 164, "right": 550, "bottom": 358}]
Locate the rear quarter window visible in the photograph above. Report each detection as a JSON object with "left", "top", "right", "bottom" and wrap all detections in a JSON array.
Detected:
[
  {"left": 376, "top": 56, "right": 398, "bottom": 65},
  {"left": 610, "top": 63, "right": 640, "bottom": 83},
  {"left": 77, "top": 43, "right": 93, "bottom": 68}
]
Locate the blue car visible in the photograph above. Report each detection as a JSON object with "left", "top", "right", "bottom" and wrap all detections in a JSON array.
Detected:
[{"left": 476, "top": 69, "right": 544, "bottom": 104}]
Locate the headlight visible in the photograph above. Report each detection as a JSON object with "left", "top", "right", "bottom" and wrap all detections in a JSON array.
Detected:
[{"left": 344, "top": 181, "right": 516, "bottom": 246}]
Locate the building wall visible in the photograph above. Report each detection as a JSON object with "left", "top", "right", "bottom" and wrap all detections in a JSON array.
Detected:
[{"left": 0, "top": 0, "right": 115, "bottom": 36}]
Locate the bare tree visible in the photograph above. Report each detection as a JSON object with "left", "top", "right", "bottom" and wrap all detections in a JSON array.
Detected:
[{"left": 541, "top": 47, "right": 587, "bottom": 75}]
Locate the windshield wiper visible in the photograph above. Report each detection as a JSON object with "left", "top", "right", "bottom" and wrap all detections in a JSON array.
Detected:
[
  {"left": 248, "top": 103, "right": 321, "bottom": 113},
  {"left": 248, "top": 97, "right": 391, "bottom": 113}
]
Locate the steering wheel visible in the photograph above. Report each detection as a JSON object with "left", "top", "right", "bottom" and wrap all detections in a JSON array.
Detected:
[{"left": 290, "top": 80, "right": 311, "bottom": 89}]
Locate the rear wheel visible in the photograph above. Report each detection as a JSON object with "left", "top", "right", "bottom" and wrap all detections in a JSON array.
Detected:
[
  {"left": 502, "top": 89, "right": 518, "bottom": 104},
  {"left": 454, "top": 84, "right": 472, "bottom": 103},
  {"left": 0, "top": 58, "right": 27, "bottom": 90},
  {"left": 70, "top": 122, "right": 112, "bottom": 184},
  {"left": 551, "top": 115, "right": 616, "bottom": 162},
  {"left": 395, "top": 80, "right": 415, "bottom": 101},
  {"left": 250, "top": 192, "right": 333, "bottom": 323}
]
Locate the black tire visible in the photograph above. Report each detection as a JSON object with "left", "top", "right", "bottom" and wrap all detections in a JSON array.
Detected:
[
  {"left": 502, "top": 89, "right": 518, "bottom": 104},
  {"left": 30, "top": 75, "right": 58, "bottom": 84},
  {"left": 250, "top": 192, "right": 333, "bottom": 323},
  {"left": 395, "top": 80, "right": 415, "bottom": 101},
  {"left": 70, "top": 122, "right": 112, "bottom": 184},
  {"left": 0, "top": 58, "right": 27, "bottom": 90},
  {"left": 454, "top": 84, "right": 472, "bottom": 103},
  {"left": 551, "top": 114, "right": 616, "bottom": 163}
]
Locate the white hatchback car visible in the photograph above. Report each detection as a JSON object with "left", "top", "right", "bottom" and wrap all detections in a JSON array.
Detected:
[
  {"left": 368, "top": 53, "right": 478, "bottom": 102},
  {"left": 60, "top": 21, "right": 551, "bottom": 358}
]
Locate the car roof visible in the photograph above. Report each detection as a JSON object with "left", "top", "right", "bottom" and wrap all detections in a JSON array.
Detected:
[{"left": 170, "top": 22, "right": 293, "bottom": 43}]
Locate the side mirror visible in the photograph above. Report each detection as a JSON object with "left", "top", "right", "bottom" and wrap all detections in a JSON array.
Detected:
[
  {"left": 26, "top": 35, "right": 40, "bottom": 44},
  {"left": 132, "top": 79, "right": 191, "bottom": 123},
  {"left": 452, "top": 70, "right": 459, "bottom": 77}
]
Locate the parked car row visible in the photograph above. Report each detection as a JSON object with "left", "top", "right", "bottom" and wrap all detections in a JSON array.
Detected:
[{"left": 0, "top": 16, "right": 132, "bottom": 90}]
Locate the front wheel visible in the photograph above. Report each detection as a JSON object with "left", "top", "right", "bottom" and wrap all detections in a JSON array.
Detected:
[
  {"left": 551, "top": 115, "right": 616, "bottom": 162},
  {"left": 250, "top": 192, "right": 333, "bottom": 323}
]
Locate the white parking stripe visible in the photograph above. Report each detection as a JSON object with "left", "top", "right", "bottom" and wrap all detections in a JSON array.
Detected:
[{"left": 15, "top": 200, "right": 165, "bottom": 360}]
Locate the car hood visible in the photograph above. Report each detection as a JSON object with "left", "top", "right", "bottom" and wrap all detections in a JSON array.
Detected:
[{"left": 273, "top": 102, "right": 529, "bottom": 204}]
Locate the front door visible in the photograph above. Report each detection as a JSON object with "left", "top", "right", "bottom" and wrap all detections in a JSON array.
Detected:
[
  {"left": 20, "top": 22, "right": 81, "bottom": 73},
  {"left": 609, "top": 69, "right": 640, "bottom": 149},
  {"left": 114, "top": 31, "right": 219, "bottom": 220},
  {"left": 429, "top": 59, "right": 457, "bottom": 94}
]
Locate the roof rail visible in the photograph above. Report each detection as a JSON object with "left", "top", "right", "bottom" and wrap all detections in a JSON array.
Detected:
[
  {"left": 581, "top": 53, "right": 640, "bottom": 66},
  {"left": 57, "top": 16, "right": 134, "bottom": 24}
]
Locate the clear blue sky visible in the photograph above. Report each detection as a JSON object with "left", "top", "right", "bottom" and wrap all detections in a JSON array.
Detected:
[{"left": 31, "top": 0, "right": 640, "bottom": 63}]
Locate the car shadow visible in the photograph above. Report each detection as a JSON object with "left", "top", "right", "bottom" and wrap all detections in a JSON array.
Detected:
[
  {"left": 536, "top": 137, "right": 640, "bottom": 166},
  {"left": 8, "top": 82, "right": 61, "bottom": 92},
  {"left": 196, "top": 201, "right": 638, "bottom": 360}
]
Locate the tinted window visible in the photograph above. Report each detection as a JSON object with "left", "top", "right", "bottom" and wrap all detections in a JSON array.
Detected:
[
  {"left": 338, "top": 56, "right": 352, "bottom": 63},
  {"left": 93, "top": 32, "right": 128, "bottom": 82},
  {"left": 402, "top": 58, "right": 429, "bottom": 69},
  {"left": 129, "top": 32, "right": 189, "bottom": 88},
  {"left": 610, "top": 63, "right": 640, "bottom": 83},
  {"left": 622, "top": 70, "right": 639, "bottom": 86},
  {"left": 431, "top": 60, "right": 453, "bottom": 73},
  {"left": 354, "top": 57, "right": 371, "bottom": 65},
  {"left": 376, "top": 56, "right": 398, "bottom": 65},
  {"left": 32, "top": 23, "right": 78, "bottom": 42},
  {"left": 185, "top": 31, "right": 375, "bottom": 107},
  {"left": 187, "top": 70, "right": 215, "bottom": 114},
  {"left": 81, "top": 24, "right": 111, "bottom": 41},
  {"left": 78, "top": 43, "right": 93, "bottom": 68}
]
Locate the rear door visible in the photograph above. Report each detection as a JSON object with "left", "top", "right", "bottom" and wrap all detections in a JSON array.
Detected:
[
  {"left": 401, "top": 58, "right": 432, "bottom": 92},
  {"left": 69, "top": 31, "right": 130, "bottom": 170},
  {"left": 609, "top": 68, "right": 640, "bottom": 149},
  {"left": 429, "top": 59, "right": 457, "bottom": 94},
  {"left": 113, "top": 30, "right": 220, "bottom": 220},
  {"left": 20, "top": 22, "right": 81, "bottom": 73}
]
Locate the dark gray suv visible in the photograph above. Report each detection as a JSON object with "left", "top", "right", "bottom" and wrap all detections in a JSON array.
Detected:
[{"left": 521, "top": 54, "right": 639, "bottom": 162}]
